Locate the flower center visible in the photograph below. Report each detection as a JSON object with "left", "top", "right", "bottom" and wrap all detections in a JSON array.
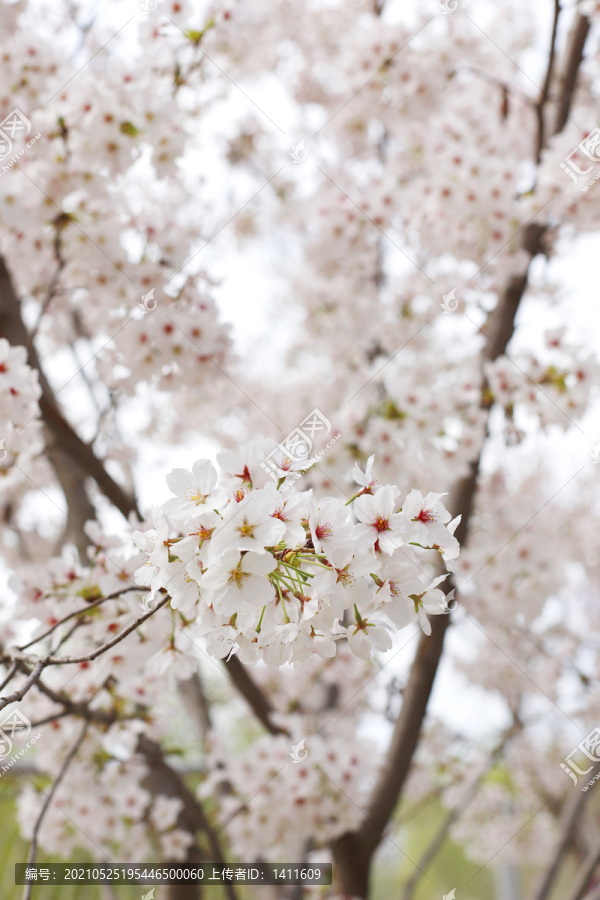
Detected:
[
  {"left": 228, "top": 566, "right": 249, "bottom": 587},
  {"left": 374, "top": 516, "right": 389, "bottom": 532},
  {"left": 315, "top": 523, "right": 333, "bottom": 540},
  {"left": 415, "top": 509, "right": 436, "bottom": 523},
  {"left": 279, "top": 456, "right": 293, "bottom": 472},
  {"left": 337, "top": 568, "right": 354, "bottom": 586},
  {"left": 188, "top": 489, "right": 208, "bottom": 504},
  {"left": 238, "top": 521, "right": 255, "bottom": 537}
]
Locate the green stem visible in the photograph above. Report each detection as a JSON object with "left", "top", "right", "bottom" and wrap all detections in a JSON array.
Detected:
[
  {"left": 278, "top": 588, "right": 290, "bottom": 624},
  {"left": 345, "top": 491, "right": 363, "bottom": 505}
]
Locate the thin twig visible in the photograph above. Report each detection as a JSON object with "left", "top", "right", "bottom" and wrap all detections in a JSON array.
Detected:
[
  {"left": 553, "top": 12, "right": 591, "bottom": 135},
  {"left": 565, "top": 836, "right": 600, "bottom": 900},
  {"left": 18, "top": 585, "right": 148, "bottom": 651},
  {"left": 401, "top": 726, "right": 519, "bottom": 900},
  {"left": 0, "top": 661, "right": 20, "bottom": 693},
  {"left": 11, "top": 594, "right": 170, "bottom": 668},
  {"left": 23, "top": 721, "right": 89, "bottom": 900},
  {"left": 531, "top": 761, "right": 600, "bottom": 900},
  {"left": 0, "top": 595, "right": 169, "bottom": 712},
  {"left": 536, "top": 0, "right": 561, "bottom": 162},
  {"left": 31, "top": 677, "right": 124, "bottom": 727},
  {"left": 0, "top": 662, "right": 46, "bottom": 714}
]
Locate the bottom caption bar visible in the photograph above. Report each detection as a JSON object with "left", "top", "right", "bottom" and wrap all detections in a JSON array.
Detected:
[{"left": 16, "top": 863, "right": 332, "bottom": 886}]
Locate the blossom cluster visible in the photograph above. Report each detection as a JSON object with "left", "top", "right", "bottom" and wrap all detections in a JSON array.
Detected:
[
  {"left": 0, "top": 338, "right": 43, "bottom": 497},
  {"left": 200, "top": 726, "right": 377, "bottom": 859},
  {"left": 17, "top": 724, "right": 194, "bottom": 863},
  {"left": 484, "top": 327, "right": 598, "bottom": 435},
  {"left": 133, "top": 445, "right": 461, "bottom": 666}
]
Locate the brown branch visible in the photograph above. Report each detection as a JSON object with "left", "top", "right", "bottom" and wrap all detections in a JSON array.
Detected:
[
  {"left": 331, "top": 222, "right": 548, "bottom": 897},
  {"left": 461, "top": 65, "right": 534, "bottom": 108},
  {"left": 565, "top": 835, "right": 600, "bottom": 900},
  {"left": 0, "top": 254, "right": 140, "bottom": 522},
  {"left": 553, "top": 12, "right": 590, "bottom": 136},
  {"left": 48, "top": 443, "right": 98, "bottom": 555},
  {"left": 179, "top": 672, "right": 212, "bottom": 740},
  {"left": 10, "top": 594, "right": 170, "bottom": 667},
  {"left": 23, "top": 721, "right": 89, "bottom": 900},
  {"left": 532, "top": 762, "right": 600, "bottom": 900},
  {"left": 222, "top": 655, "right": 288, "bottom": 735},
  {"left": 17, "top": 585, "right": 147, "bottom": 651},
  {"left": 29, "top": 674, "right": 123, "bottom": 727},
  {"left": 14, "top": 680, "right": 225, "bottom": 900},
  {"left": 0, "top": 661, "right": 20, "bottom": 693},
  {"left": 0, "top": 661, "right": 45, "bottom": 713},
  {"left": 401, "top": 727, "right": 519, "bottom": 900},
  {"left": 138, "top": 735, "right": 238, "bottom": 900},
  {"left": 536, "top": 0, "right": 561, "bottom": 162},
  {"left": 0, "top": 595, "right": 169, "bottom": 714}
]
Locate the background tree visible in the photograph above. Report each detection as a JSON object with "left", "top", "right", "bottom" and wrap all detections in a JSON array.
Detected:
[{"left": 1, "top": 1, "right": 600, "bottom": 899}]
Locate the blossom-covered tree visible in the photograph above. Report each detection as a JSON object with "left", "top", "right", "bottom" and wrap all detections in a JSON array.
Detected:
[{"left": 1, "top": 1, "right": 600, "bottom": 899}]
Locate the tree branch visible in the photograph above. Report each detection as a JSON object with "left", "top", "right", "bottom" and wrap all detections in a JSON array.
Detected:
[
  {"left": 138, "top": 735, "right": 238, "bottom": 900},
  {"left": 9, "top": 594, "right": 170, "bottom": 668},
  {"left": 553, "top": 11, "right": 590, "bottom": 136},
  {"left": 401, "top": 727, "right": 519, "bottom": 900},
  {"left": 0, "top": 661, "right": 46, "bottom": 713},
  {"left": 565, "top": 835, "right": 600, "bottom": 900},
  {"left": 327, "top": 47, "right": 588, "bottom": 874},
  {"left": 28, "top": 673, "right": 125, "bottom": 727},
  {"left": 222, "top": 655, "right": 288, "bottom": 736},
  {"left": 0, "top": 254, "right": 140, "bottom": 522},
  {"left": 23, "top": 721, "right": 89, "bottom": 900},
  {"left": 17, "top": 585, "right": 147, "bottom": 652},
  {"left": 0, "top": 594, "right": 170, "bottom": 713},
  {"left": 0, "top": 661, "right": 20, "bottom": 693},
  {"left": 536, "top": 0, "right": 561, "bottom": 163},
  {"left": 331, "top": 221, "right": 548, "bottom": 895},
  {"left": 179, "top": 672, "right": 212, "bottom": 741},
  {"left": 532, "top": 762, "right": 600, "bottom": 900}
]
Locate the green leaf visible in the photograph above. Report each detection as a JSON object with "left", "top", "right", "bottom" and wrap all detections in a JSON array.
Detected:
[
  {"left": 184, "top": 18, "right": 215, "bottom": 44},
  {"left": 119, "top": 121, "right": 141, "bottom": 137}
]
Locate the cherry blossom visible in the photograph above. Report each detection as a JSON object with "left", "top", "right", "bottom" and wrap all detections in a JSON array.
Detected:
[{"left": 1, "top": 1, "right": 599, "bottom": 895}]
